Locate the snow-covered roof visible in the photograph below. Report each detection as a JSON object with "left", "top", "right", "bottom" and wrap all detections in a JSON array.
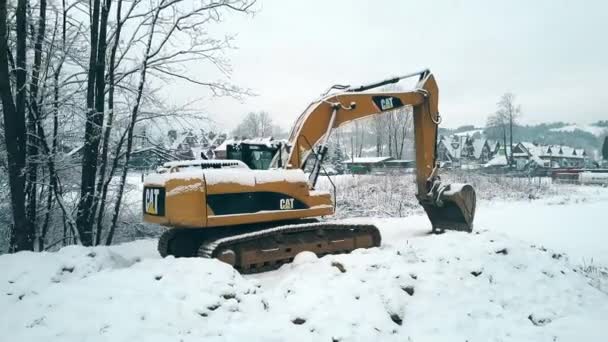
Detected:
[
  {"left": 529, "top": 154, "right": 548, "bottom": 167},
  {"left": 214, "top": 139, "right": 236, "bottom": 152},
  {"left": 515, "top": 142, "right": 587, "bottom": 160},
  {"left": 438, "top": 137, "right": 466, "bottom": 160},
  {"left": 344, "top": 157, "right": 394, "bottom": 164},
  {"left": 453, "top": 129, "right": 483, "bottom": 137},
  {"left": 549, "top": 145, "right": 583, "bottom": 159},
  {"left": 170, "top": 131, "right": 197, "bottom": 150},
  {"left": 471, "top": 138, "right": 488, "bottom": 159},
  {"left": 484, "top": 155, "right": 507, "bottom": 167}
]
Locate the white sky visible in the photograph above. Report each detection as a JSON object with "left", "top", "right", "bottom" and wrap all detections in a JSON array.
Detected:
[{"left": 162, "top": 0, "right": 608, "bottom": 131}]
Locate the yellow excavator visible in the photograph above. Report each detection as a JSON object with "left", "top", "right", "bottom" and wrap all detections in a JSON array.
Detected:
[{"left": 143, "top": 69, "right": 476, "bottom": 273}]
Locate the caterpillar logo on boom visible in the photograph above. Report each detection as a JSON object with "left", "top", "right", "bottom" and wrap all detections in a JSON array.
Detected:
[
  {"left": 279, "top": 198, "right": 295, "bottom": 210},
  {"left": 380, "top": 97, "right": 394, "bottom": 110},
  {"left": 372, "top": 95, "right": 404, "bottom": 112}
]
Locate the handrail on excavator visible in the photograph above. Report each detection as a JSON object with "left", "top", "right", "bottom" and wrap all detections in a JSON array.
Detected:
[
  {"left": 321, "top": 69, "right": 430, "bottom": 96},
  {"left": 345, "top": 69, "right": 430, "bottom": 93}
]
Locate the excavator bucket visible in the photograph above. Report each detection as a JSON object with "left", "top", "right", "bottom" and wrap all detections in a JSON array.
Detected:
[{"left": 421, "top": 183, "right": 476, "bottom": 233}]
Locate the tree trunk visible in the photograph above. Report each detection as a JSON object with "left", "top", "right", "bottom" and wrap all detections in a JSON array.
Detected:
[
  {"left": 90, "top": 0, "right": 112, "bottom": 245},
  {"left": 106, "top": 5, "right": 161, "bottom": 245},
  {"left": 509, "top": 114, "right": 514, "bottom": 168},
  {"left": 0, "top": 0, "right": 32, "bottom": 251},
  {"left": 502, "top": 125, "right": 507, "bottom": 166},
  {"left": 76, "top": 0, "right": 102, "bottom": 245},
  {"left": 27, "top": 0, "right": 47, "bottom": 248}
]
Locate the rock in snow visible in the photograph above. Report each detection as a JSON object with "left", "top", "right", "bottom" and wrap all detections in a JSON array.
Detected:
[{"left": 1, "top": 189, "right": 608, "bottom": 341}]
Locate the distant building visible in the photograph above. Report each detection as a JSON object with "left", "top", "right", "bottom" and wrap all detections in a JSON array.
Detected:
[
  {"left": 485, "top": 142, "right": 589, "bottom": 170},
  {"left": 437, "top": 135, "right": 466, "bottom": 166},
  {"left": 343, "top": 157, "right": 415, "bottom": 174},
  {"left": 129, "top": 146, "right": 180, "bottom": 170},
  {"left": 437, "top": 135, "right": 498, "bottom": 166},
  {"left": 165, "top": 129, "right": 226, "bottom": 160},
  {"left": 513, "top": 143, "right": 588, "bottom": 169}
]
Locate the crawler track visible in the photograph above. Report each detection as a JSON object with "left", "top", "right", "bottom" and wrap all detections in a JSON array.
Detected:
[{"left": 158, "top": 221, "right": 381, "bottom": 274}]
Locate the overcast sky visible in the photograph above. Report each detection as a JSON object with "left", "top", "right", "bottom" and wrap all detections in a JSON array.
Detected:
[{"left": 163, "top": 0, "right": 608, "bottom": 131}]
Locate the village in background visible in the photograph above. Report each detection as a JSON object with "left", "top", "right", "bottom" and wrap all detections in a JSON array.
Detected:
[{"left": 114, "top": 107, "right": 608, "bottom": 184}]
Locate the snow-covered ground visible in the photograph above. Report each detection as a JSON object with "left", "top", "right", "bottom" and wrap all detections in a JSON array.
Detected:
[{"left": 1, "top": 184, "right": 608, "bottom": 341}]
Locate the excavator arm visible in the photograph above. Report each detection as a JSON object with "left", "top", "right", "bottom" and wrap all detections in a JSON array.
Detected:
[{"left": 282, "top": 69, "right": 476, "bottom": 232}]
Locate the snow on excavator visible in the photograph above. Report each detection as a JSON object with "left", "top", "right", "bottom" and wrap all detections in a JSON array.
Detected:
[{"left": 143, "top": 69, "right": 476, "bottom": 273}]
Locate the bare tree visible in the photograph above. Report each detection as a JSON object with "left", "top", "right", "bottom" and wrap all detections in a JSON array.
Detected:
[
  {"left": 0, "top": 0, "right": 256, "bottom": 251},
  {"left": 233, "top": 111, "right": 277, "bottom": 138},
  {"left": 258, "top": 111, "right": 272, "bottom": 136},
  {"left": 372, "top": 115, "right": 388, "bottom": 157},
  {"left": 0, "top": 0, "right": 33, "bottom": 252},
  {"left": 489, "top": 92, "right": 521, "bottom": 167},
  {"left": 104, "top": 0, "right": 255, "bottom": 245},
  {"left": 386, "top": 106, "right": 412, "bottom": 159}
]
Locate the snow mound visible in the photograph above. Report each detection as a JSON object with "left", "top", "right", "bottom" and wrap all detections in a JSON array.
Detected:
[
  {"left": 2, "top": 220, "right": 607, "bottom": 341},
  {"left": 291, "top": 251, "right": 318, "bottom": 265}
]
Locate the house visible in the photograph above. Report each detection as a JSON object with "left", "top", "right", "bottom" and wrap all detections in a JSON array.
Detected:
[
  {"left": 469, "top": 138, "right": 492, "bottom": 163},
  {"left": 512, "top": 143, "right": 588, "bottom": 169},
  {"left": 129, "top": 146, "right": 180, "bottom": 170},
  {"left": 437, "top": 135, "right": 466, "bottom": 166},
  {"left": 165, "top": 129, "right": 225, "bottom": 160},
  {"left": 169, "top": 130, "right": 200, "bottom": 159},
  {"left": 485, "top": 142, "right": 589, "bottom": 171},
  {"left": 344, "top": 157, "right": 394, "bottom": 174},
  {"left": 437, "top": 135, "right": 497, "bottom": 166}
]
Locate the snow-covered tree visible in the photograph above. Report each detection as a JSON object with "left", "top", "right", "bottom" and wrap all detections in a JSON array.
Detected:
[
  {"left": 0, "top": 0, "right": 256, "bottom": 252},
  {"left": 232, "top": 111, "right": 285, "bottom": 138},
  {"left": 325, "top": 139, "right": 346, "bottom": 174}
]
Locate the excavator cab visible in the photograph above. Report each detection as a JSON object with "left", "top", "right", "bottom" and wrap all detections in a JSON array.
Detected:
[{"left": 226, "top": 140, "right": 285, "bottom": 170}]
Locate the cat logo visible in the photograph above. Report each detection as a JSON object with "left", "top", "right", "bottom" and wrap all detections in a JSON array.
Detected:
[
  {"left": 379, "top": 97, "right": 394, "bottom": 110},
  {"left": 372, "top": 96, "right": 404, "bottom": 112},
  {"left": 279, "top": 198, "right": 295, "bottom": 210},
  {"left": 144, "top": 187, "right": 164, "bottom": 216}
]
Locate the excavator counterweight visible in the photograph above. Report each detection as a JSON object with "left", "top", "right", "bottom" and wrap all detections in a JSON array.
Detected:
[{"left": 143, "top": 69, "right": 476, "bottom": 272}]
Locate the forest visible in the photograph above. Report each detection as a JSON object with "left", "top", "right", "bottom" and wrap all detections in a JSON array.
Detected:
[{"left": 0, "top": 0, "right": 256, "bottom": 252}]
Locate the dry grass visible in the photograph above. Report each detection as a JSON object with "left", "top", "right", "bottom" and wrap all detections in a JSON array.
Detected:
[{"left": 317, "top": 171, "right": 556, "bottom": 219}]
